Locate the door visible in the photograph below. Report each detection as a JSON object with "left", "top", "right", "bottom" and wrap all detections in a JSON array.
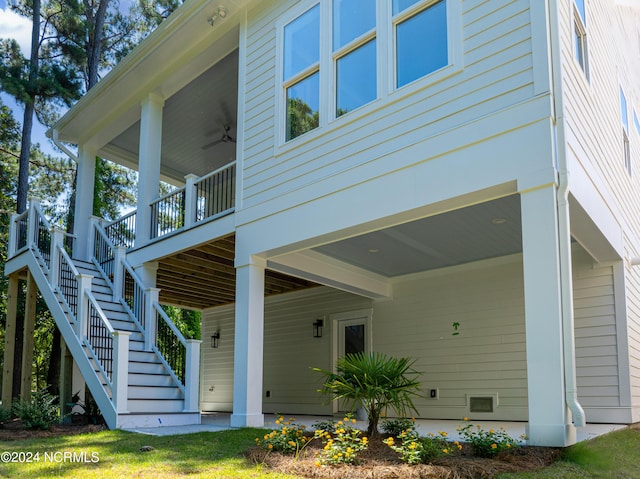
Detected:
[{"left": 331, "top": 309, "right": 372, "bottom": 413}]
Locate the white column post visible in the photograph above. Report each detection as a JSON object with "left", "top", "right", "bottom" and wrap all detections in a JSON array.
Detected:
[
  {"left": 49, "top": 228, "right": 65, "bottom": 289},
  {"left": 144, "top": 288, "right": 160, "bottom": 351},
  {"left": 8, "top": 213, "right": 18, "bottom": 257},
  {"left": 230, "top": 256, "right": 266, "bottom": 428},
  {"left": 135, "top": 93, "right": 164, "bottom": 247},
  {"left": 75, "top": 274, "right": 94, "bottom": 338},
  {"left": 184, "top": 174, "right": 198, "bottom": 229},
  {"left": 112, "top": 331, "right": 131, "bottom": 414},
  {"left": 112, "top": 246, "right": 126, "bottom": 301},
  {"left": 521, "top": 185, "right": 576, "bottom": 447},
  {"left": 184, "top": 339, "right": 202, "bottom": 412},
  {"left": 27, "top": 198, "right": 40, "bottom": 247},
  {"left": 74, "top": 145, "right": 97, "bottom": 261}
]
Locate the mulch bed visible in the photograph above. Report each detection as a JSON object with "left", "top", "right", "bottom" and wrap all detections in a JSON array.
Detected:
[
  {"left": 0, "top": 418, "right": 106, "bottom": 441},
  {"left": 246, "top": 436, "right": 563, "bottom": 479}
]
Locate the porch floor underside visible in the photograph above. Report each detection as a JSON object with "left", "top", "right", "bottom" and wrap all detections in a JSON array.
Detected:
[{"left": 124, "top": 412, "right": 626, "bottom": 443}]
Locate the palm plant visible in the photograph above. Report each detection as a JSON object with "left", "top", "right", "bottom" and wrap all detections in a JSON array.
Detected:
[{"left": 314, "top": 352, "right": 422, "bottom": 437}]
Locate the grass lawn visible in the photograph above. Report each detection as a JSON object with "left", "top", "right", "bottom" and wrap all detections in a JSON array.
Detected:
[{"left": 0, "top": 426, "right": 637, "bottom": 478}]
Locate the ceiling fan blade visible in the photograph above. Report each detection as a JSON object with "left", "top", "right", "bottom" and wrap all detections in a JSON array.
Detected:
[{"left": 201, "top": 139, "right": 223, "bottom": 150}]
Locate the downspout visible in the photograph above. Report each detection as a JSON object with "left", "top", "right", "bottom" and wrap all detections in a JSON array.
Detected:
[
  {"left": 547, "top": 0, "right": 586, "bottom": 427},
  {"left": 49, "top": 129, "right": 78, "bottom": 163}
]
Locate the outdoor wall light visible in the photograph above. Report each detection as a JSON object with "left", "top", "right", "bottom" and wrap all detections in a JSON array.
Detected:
[
  {"left": 313, "top": 319, "right": 324, "bottom": 338},
  {"left": 211, "top": 331, "right": 220, "bottom": 348},
  {"left": 208, "top": 6, "right": 228, "bottom": 26}
]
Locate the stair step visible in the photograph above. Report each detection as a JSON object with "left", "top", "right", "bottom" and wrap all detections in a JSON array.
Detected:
[
  {"left": 127, "top": 399, "right": 185, "bottom": 413},
  {"left": 129, "top": 373, "right": 178, "bottom": 388},
  {"left": 129, "top": 350, "right": 165, "bottom": 363},
  {"left": 128, "top": 362, "right": 169, "bottom": 375},
  {"left": 128, "top": 386, "right": 182, "bottom": 400}
]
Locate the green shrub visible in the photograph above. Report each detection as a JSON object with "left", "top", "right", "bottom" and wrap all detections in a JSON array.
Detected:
[
  {"left": 0, "top": 406, "right": 11, "bottom": 424},
  {"left": 311, "top": 418, "right": 336, "bottom": 434},
  {"left": 314, "top": 415, "right": 368, "bottom": 465},
  {"left": 384, "top": 426, "right": 460, "bottom": 464},
  {"left": 380, "top": 417, "right": 415, "bottom": 437},
  {"left": 255, "top": 415, "right": 310, "bottom": 456},
  {"left": 12, "top": 389, "right": 59, "bottom": 430},
  {"left": 457, "top": 419, "right": 522, "bottom": 457}
]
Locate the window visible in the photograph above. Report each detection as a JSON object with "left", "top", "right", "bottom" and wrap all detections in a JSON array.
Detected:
[
  {"left": 280, "top": 0, "right": 454, "bottom": 143},
  {"left": 333, "top": 0, "right": 377, "bottom": 117},
  {"left": 620, "top": 88, "right": 631, "bottom": 175},
  {"left": 394, "top": 0, "right": 448, "bottom": 88},
  {"left": 284, "top": 5, "right": 320, "bottom": 141},
  {"left": 573, "top": 0, "right": 588, "bottom": 77}
]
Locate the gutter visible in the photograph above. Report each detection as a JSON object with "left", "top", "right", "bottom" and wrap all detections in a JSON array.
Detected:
[
  {"left": 49, "top": 129, "right": 78, "bottom": 163},
  {"left": 547, "top": 0, "right": 586, "bottom": 427}
]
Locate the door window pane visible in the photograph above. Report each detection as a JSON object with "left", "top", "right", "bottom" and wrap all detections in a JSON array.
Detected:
[
  {"left": 284, "top": 5, "right": 320, "bottom": 80},
  {"left": 336, "top": 39, "right": 377, "bottom": 116},
  {"left": 344, "top": 324, "right": 365, "bottom": 355},
  {"left": 333, "top": 0, "right": 376, "bottom": 50},
  {"left": 286, "top": 72, "right": 320, "bottom": 140},
  {"left": 396, "top": 0, "right": 448, "bottom": 87}
]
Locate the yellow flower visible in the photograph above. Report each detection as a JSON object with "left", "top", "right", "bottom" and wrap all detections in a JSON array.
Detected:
[
  {"left": 263, "top": 434, "right": 269, "bottom": 440},
  {"left": 491, "top": 444, "right": 497, "bottom": 449},
  {"left": 352, "top": 419, "right": 357, "bottom": 424},
  {"left": 268, "top": 444, "right": 273, "bottom": 449},
  {"left": 315, "top": 461, "right": 321, "bottom": 467},
  {"left": 343, "top": 417, "right": 349, "bottom": 422},
  {"left": 439, "top": 431, "right": 448, "bottom": 437},
  {"left": 362, "top": 437, "right": 368, "bottom": 444},
  {"left": 275, "top": 420, "right": 280, "bottom": 425},
  {"left": 463, "top": 417, "right": 469, "bottom": 421},
  {"left": 443, "top": 448, "right": 449, "bottom": 454},
  {"left": 409, "top": 442, "right": 417, "bottom": 450},
  {"left": 337, "top": 421, "right": 343, "bottom": 426},
  {"left": 489, "top": 429, "right": 495, "bottom": 434},
  {"left": 506, "top": 444, "right": 511, "bottom": 448}
]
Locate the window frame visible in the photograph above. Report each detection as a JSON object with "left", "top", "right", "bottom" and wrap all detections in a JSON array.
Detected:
[
  {"left": 572, "top": 1, "right": 589, "bottom": 78},
  {"left": 620, "top": 87, "right": 631, "bottom": 176},
  {"left": 276, "top": 0, "right": 462, "bottom": 149}
]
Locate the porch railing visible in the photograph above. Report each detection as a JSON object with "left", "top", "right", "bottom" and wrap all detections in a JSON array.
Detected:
[
  {"left": 9, "top": 200, "right": 129, "bottom": 414},
  {"left": 150, "top": 188, "right": 186, "bottom": 240},
  {"left": 104, "top": 210, "right": 136, "bottom": 249},
  {"left": 153, "top": 302, "right": 200, "bottom": 411},
  {"left": 99, "top": 162, "right": 235, "bottom": 248}
]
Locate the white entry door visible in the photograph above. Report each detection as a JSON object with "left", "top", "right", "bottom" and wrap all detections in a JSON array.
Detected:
[{"left": 331, "top": 309, "right": 372, "bottom": 413}]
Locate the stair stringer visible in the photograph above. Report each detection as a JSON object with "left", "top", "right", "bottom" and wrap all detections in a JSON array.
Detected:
[{"left": 6, "top": 249, "right": 118, "bottom": 429}]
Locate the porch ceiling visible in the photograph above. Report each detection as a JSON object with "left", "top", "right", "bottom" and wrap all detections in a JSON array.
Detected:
[
  {"left": 156, "top": 234, "right": 318, "bottom": 309},
  {"left": 313, "top": 195, "right": 523, "bottom": 277},
  {"left": 105, "top": 49, "right": 239, "bottom": 184}
]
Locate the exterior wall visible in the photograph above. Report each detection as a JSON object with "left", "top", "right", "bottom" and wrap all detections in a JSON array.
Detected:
[
  {"left": 200, "top": 287, "right": 372, "bottom": 412},
  {"left": 201, "top": 246, "right": 623, "bottom": 421},
  {"left": 236, "top": 0, "right": 553, "bottom": 253},
  {"left": 559, "top": 0, "right": 640, "bottom": 422}
]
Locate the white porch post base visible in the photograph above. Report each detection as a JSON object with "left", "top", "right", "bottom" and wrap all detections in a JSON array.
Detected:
[
  {"left": 230, "top": 413, "right": 265, "bottom": 428},
  {"left": 526, "top": 424, "right": 576, "bottom": 447},
  {"left": 521, "top": 184, "right": 577, "bottom": 448},
  {"left": 231, "top": 256, "right": 266, "bottom": 429}
]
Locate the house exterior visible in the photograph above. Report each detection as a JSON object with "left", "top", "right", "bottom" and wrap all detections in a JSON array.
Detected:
[{"left": 4, "top": 0, "right": 640, "bottom": 448}]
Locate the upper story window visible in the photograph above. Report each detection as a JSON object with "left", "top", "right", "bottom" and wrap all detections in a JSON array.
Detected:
[
  {"left": 394, "top": 0, "right": 448, "bottom": 88},
  {"left": 620, "top": 87, "right": 631, "bottom": 175},
  {"left": 333, "top": 0, "right": 377, "bottom": 117},
  {"left": 284, "top": 5, "right": 320, "bottom": 141},
  {"left": 280, "top": 0, "right": 455, "bottom": 144},
  {"left": 573, "top": 0, "right": 588, "bottom": 78}
]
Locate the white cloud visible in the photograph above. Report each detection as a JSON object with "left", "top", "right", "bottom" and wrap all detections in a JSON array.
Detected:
[{"left": 0, "top": 7, "right": 33, "bottom": 56}]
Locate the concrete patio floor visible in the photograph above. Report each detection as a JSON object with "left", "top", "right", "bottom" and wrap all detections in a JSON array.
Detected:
[{"left": 125, "top": 412, "right": 626, "bottom": 443}]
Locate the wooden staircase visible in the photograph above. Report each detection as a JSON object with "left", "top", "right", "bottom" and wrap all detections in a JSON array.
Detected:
[{"left": 5, "top": 202, "right": 201, "bottom": 429}]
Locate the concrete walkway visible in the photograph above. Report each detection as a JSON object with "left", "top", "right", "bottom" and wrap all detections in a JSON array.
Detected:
[{"left": 125, "top": 412, "right": 626, "bottom": 443}]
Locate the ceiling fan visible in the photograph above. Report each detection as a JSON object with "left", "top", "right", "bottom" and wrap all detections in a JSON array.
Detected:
[{"left": 201, "top": 124, "right": 236, "bottom": 150}]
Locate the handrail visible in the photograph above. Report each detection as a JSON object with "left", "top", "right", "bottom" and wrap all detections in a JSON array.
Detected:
[
  {"left": 55, "top": 243, "right": 81, "bottom": 318},
  {"left": 197, "top": 161, "right": 236, "bottom": 183},
  {"left": 104, "top": 210, "right": 137, "bottom": 248},
  {"left": 85, "top": 291, "right": 115, "bottom": 387},
  {"left": 31, "top": 204, "right": 53, "bottom": 270},
  {"left": 153, "top": 302, "right": 188, "bottom": 391},
  {"left": 120, "top": 259, "right": 146, "bottom": 332},
  {"left": 150, "top": 186, "right": 186, "bottom": 239},
  {"left": 12, "top": 210, "right": 29, "bottom": 254},
  {"left": 193, "top": 162, "right": 235, "bottom": 223},
  {"left": 93, "top": 222, "right": 117, "bottom": 288}
]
